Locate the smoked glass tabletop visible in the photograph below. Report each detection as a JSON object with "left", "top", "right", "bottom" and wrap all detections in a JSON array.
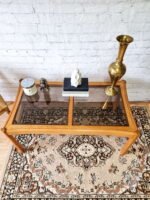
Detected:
[
  {"left": 13, "top": 85, "right": 129, "bottom": 126},
  {"left": 14, "top": 86, "right": 69, "bottom": 125}
]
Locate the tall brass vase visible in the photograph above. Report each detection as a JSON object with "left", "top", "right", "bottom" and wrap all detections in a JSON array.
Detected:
[{"left": 103, "top": 35, "right": 133, "bottom": 109}]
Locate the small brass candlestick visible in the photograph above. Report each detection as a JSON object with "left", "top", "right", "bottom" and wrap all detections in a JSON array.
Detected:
[{"left": 102, "top": 35, "right": 133, "bottom": 109}]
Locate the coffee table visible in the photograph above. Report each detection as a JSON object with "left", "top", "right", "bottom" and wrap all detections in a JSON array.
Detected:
[{"left": 2, "top": 80, "right": 139, "bottom": 155}]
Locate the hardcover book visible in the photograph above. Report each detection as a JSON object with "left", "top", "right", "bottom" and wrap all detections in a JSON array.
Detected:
[
  {"left": 63, "top": 78, "right": 89, "bottom": 91},
  {"left": 62, "top": 91, "right": 89, "bottom": 97}
]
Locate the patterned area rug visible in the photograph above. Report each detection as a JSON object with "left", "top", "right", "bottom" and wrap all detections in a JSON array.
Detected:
[{"left": 0, "top": 106, "right": 150, "bottom": 200}]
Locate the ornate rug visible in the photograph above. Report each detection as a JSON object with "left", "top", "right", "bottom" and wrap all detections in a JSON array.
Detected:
[{"left": 0, "top": 106, "right": 150, "bottom": 199}]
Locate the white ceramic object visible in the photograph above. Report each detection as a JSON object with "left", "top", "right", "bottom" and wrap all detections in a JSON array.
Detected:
[{"left": 71, "top": 68, "right": 82, "bottom": 87}]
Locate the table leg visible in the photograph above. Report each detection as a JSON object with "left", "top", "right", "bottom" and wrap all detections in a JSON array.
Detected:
[
  {"left": 2, "top": 128, "right": 26, "bottom": 153},
  {"left": 113, "top": 94, "right": 120, "bottom": 111},
  {"left": 120, "top": 131, "right": 140, "bottom": 155}
]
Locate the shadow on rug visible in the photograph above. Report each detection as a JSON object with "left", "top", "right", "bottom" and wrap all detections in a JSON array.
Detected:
[{"left": 0, "top": 106, "right": 150, "bottom": 200}]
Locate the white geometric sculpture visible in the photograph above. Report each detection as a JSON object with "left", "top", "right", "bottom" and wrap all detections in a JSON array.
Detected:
[{"left": 71, "top": 68, "right": 82, "bottom": 87}]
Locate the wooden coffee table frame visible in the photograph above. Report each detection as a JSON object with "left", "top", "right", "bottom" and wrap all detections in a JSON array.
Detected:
[{"left": 2, "top": 80, "right": 139, "bottom": 155}]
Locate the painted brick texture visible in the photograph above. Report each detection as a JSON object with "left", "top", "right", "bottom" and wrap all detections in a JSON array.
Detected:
[{"left": 0, "top": 0, "right": 149, "bottom": 101}]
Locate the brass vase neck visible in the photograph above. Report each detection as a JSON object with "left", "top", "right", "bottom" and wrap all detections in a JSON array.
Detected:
[
  {"left": 116, "top": 35, "right": 133, "bottom": 63},
  {"left": 117, "top": 43, "right": 128, "bottom": 62}
]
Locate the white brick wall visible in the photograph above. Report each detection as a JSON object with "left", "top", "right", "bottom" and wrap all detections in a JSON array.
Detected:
[{"left": 0, "top": 0, "right": 150, "bottom": 101}]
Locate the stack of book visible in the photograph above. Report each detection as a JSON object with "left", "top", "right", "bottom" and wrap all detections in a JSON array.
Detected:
[{"left": 62, "top": 78, "right": 89, "bottom": 97}]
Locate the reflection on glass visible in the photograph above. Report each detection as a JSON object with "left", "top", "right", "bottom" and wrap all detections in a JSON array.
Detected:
[
  {"left": 14, "top": 86, "right": 69, "bottom": 125},
  {"left": 73, "top": 86, "right": 128, "bottom": 126}
]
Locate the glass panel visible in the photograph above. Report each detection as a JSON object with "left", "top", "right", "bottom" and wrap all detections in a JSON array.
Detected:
[
  {"left": 73, "top": 86, "right": 129, "bottom": 126},
  {"left": 14, "top": 86, "right": 69, "bottom": 125}
]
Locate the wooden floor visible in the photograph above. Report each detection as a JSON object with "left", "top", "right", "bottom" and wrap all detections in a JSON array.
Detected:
[
  {"left": 0, "top": 108, "right": 12, "bottom": 186},
  {"left": 0, "top": 102, "right": 149, "bottom": 185}
]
